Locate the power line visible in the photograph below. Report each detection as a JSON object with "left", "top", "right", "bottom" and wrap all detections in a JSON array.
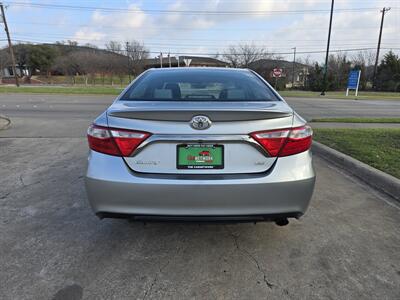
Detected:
[
  {"left": 3, "top": 1, "right": 386, "bottom": 15},
  {"left": 8, "top": 20, "right": 398, "bottom": 33}
]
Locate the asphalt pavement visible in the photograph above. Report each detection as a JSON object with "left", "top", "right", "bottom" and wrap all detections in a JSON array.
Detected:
[{"left": 1, "top": 93, "right": 399, "bottom": 299}]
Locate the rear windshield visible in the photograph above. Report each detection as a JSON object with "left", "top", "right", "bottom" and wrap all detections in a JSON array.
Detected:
[{"left": 121, "top": 69, "right": 280, "bottom": 101}]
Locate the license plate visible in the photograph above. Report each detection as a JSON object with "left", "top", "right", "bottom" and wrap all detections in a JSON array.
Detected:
[{"left": 177, "top": 144, "right": 224, "bottom": 169}]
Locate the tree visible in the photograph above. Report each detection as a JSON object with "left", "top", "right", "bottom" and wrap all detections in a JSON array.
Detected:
[
  {"left": 305, "top": 53, "right": 351, "bottom": 91},
  {"left": 69, "top": 50, "right": 96, "bottom": 85},
  {"left": 307, "top": 63, "right": 324, "bottom": 91},
  {"left": 28, "top": 45, "right": 58, "bottom": 77},
  {"left": 96, "top": 52, "right": 114, "bottom": 85},
  {"left": 103, "top": 52, "right": 126, "bottom": 86},
  {"left": 376, "top": 51, "right": 400, "bottom": 91},
  {"left": 326, "top": 53, "right": 351, "bottom": 90},
  {"left": 351, "top": 50, "right": 375, "bottom": 90},
  {"left": 105, "top": 41, "right": 122, "bottom": 53},
  {"left": 51, "top": 53, "right": 80, "bottom": 84},
  {"left": 125, "top": 40, "right": 149, "bottom": 78},
  {"left": 0, "top": 45, "right": 11, "bottom": 79},
  {"left": 112, "top": 54, "right": 129, "bottom": 86},
  {"left": 222, "top": 43, "right": 272, "bottom": 68},
  {"left": 67, "top": 40, "right": 78, "bottom": 46}
]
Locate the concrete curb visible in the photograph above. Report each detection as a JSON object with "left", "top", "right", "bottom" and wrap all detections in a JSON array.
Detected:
[
  {"left": 312, "top": 141, "right": 400, "bottom": 201},
  {"left": 0, "top": 114, "right": 11, "bottom": 130}
]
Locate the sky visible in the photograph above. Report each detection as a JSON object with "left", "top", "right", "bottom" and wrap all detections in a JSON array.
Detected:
[{"left": 2, "top": 0, "right": 399, "bottom": 63}]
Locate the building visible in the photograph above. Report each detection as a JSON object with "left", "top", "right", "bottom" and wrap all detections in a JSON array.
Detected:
[
  {"left": 1, "top": 65, "right": 30, "bottom": 77},
  {"left": 248, "top": 59, "right": 310, "bottom": 88}
]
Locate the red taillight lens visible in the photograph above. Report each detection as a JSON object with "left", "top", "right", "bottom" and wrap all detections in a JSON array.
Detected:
[
  {"left": 87, "top": 124, "right": 150, "bottom": 157},
  {"left": 280, "top": 126, "right": 313, "bottom": 157},
  {"left": 250, "top": 125, "right": 312, "bottom": 157},
  {"left": 87, "top": 125, "right": 119, "bottom": 156},
  {"left": 250, "top": 128, "right": 290, "bottom": 156}
]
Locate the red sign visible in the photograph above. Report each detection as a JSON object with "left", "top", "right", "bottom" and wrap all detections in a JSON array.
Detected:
[{"left": 272, "top": 68, "right": 283, "bottom": 78}]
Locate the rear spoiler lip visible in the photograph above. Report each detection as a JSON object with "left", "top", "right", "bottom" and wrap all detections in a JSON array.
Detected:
[
  {"left": 107, "top": 109, "right": 292, "bottom": 122},
  {"left": 108, "top": 100, "right": 293, "bottom": 121}
]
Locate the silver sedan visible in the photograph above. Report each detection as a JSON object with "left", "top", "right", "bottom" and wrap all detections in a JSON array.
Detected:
[{"left": 85, "top": 68, "right": 315, "bottom": 225}]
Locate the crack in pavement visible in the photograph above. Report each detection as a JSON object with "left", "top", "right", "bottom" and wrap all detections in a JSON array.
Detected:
[
  {"left": 142, "top": 238, "right": 186, "bottom": 300},
  {"left": 0, "top": 191, "right": 11, "bottom": 200},
  {"left": 19, "top": 174, "right": 25, "bottom": 186},
  {"left": 229, "top": 231, "right": 275, "bottom": 290}
]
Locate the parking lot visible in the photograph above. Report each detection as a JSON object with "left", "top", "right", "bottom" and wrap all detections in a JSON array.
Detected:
[{"left": 1, "top": 94, "right": 399, "bottom": 299}]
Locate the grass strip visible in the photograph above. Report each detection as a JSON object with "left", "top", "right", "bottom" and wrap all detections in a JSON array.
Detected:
[{"left": 313, "top": 128, "right": 400, "bottom": 179}]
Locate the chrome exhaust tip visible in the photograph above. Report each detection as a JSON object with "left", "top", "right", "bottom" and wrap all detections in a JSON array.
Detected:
[{"left": 275, "top": 218, "right": 289, "bottom": 226}]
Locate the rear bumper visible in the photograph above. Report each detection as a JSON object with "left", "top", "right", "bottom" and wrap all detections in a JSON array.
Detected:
[
  {"left": 85, "top": 150, "right": 316, "bottom": 219},
  {"left": 95, "top": 212, "right": 303, "bottom": 222}
]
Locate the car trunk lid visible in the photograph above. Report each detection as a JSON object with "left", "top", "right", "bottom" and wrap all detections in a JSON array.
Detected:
[{"left": 107, "top": 101, "right": 293, "bottom": 174}]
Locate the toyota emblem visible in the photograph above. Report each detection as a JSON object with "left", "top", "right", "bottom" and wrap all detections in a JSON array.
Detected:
[{"left": 190, "top": 115, "right": 211, "bottom": 130}]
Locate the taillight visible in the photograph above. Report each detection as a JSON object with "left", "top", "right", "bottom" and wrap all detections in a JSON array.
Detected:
[
  {"left": 250, "top": 125, "right": 312, "bottom": 157},
  {"left": 87, "top": 124, "right": 150, "bottom": 157}
]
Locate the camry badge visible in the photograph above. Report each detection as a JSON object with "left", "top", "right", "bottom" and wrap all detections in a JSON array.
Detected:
[{"left": 190, "top": 115, "right": 211, "bottom": 130}]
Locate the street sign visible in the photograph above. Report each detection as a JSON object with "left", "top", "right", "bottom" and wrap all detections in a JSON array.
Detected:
[
  {"left": 346, "top": 70, "right": 361, "bottom": 96},
  {"left": 183, "top": 58, "right": 192, "bottom": 67},
  {"left": 272, "top": 68, "right": 283, "bottom": 78}
]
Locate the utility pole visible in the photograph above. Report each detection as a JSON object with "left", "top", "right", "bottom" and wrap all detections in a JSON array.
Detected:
[
  {"left": 168, "top": 52, "right": 171, "bottom": 67},
  {"left": 291, "top": 47, "right": 296, "bottom": 88},
  {"left": 159, "top": 52, "right": 163, "bottom": 68},
  {"left": 321, "top": 0, "right": 334, "bottom": 96},
  {"left": 372, "top": 7, "right": 391, "bottom": 90},
  {"left": 0, "top": 3, "right": 19, "bottom": 86},
  {"left": 125, "top": 42, "right": 131, "bottom": 82}
]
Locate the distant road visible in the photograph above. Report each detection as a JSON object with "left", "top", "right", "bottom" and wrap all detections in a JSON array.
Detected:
[
  {"left": 0, "top": 93, "right": 399, "bottom": 137},
  {"left": 285, "top": 97, "right": 400, "bottom": 120}
]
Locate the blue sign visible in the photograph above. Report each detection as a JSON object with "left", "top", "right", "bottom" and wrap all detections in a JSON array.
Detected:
[{"left": 347, "top": 70, "right": 360, "bottom": 89}]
